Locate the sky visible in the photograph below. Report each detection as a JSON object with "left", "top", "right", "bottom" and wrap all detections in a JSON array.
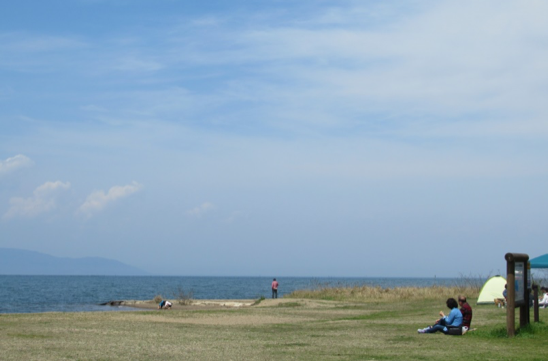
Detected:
[{"left": 1, "top": 0, "right": 547, "bottom": 277}]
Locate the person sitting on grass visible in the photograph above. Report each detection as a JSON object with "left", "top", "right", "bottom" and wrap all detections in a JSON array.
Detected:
[
  {"left": 158, "top": 300, "right": 172, "bottom": 310},
  {"left": 458, "top": 295, "right": 473, "bottom": 334},
  {"left": 418, "top": 298, "right": 463, "bottom": 334}
]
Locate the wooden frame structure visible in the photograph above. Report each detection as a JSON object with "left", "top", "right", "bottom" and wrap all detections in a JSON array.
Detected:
[{"left": 504, "top": 253, "right": 530, "bottom": 337}]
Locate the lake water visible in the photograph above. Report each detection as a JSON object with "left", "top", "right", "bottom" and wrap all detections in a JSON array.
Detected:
[{"left": 0, "top": 275, "right": 460, "bottom": 314}]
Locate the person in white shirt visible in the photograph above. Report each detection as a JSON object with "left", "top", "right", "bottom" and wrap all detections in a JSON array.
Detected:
[
  {"left": 539, "top": 287, "right": 548, "bottom": 308},
  {"left": 158, "top": 300, "right": 173, "bottom": 309}
]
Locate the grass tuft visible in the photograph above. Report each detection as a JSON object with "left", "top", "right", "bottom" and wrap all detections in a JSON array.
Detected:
[{"left": 252, "top": 296, "right": 266, "bottom": 306}]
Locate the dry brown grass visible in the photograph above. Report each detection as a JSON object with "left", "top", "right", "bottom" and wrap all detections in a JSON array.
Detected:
[
  {"left": 1, "top": 297, "right": 547, "bottom": 361},
  {"left": 287, "top": 284, "right": 480, "bottom": 302}
]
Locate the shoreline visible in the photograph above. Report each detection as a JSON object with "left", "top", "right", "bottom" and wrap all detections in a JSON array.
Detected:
[
  {"left": 116, "top": 299, "right": 257, "bottom": 310},
  {"left": 0, "top": 299, "right": 259, "bottom": 315}
]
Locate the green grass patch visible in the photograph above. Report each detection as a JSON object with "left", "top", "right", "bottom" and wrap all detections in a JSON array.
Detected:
[{"left": 473, "top": 321, "right": 548, "bottom": 339}]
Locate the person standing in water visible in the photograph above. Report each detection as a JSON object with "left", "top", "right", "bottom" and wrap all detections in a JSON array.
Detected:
[{"left": 271, "top": 278, "right": 279, "bottom": 299}]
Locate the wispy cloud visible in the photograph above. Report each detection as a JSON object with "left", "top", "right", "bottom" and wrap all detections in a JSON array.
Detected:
[
  {"left": 81, "top": 104, "right": 109, "bottom": 112},
  {"left": 0, "top": 32, "right": 87, "bottom": 72},
  {"left": 186, "top": 202, "right": 216, "bottom": 217},
  {"left": 58, "top": 0, "right": 545, "bottom": 141},
  {"left": 0, "top": 154, "right": 33, "bottom": 177},
  {"left": 111, "top": 55, "right": 164, "bottom": 72},
  {"left": 78, "top": 181, "right": 143, "bottom": 216},
  {"left": 222, "top": 211, "right": 242, "bottom": 224},
  {"left": 3, "top": 181, "right": 70, "bottom": 219},
  {"left": 0, "top": 32, "right": 86, "bottom": 53}
]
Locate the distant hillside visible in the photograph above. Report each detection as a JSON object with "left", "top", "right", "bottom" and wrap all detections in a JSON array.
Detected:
[{"left": 0, "top": 248, "right": 149, "bottom": 276}]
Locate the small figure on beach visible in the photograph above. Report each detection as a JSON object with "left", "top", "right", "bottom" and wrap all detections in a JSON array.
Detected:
[
  {"left": 272, "top": 278, "right": 279, "bottom": 299},
  {"left": 158, "top": 300, "right": 172, "bottom": 310},
  {"left": 417, "top": 298, "right": 462, "bottom": 334},
  {"left": 458, "top": 295, "right": 473, "bottom": 334}
]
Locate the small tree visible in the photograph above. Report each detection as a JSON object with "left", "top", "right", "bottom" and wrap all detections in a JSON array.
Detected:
[{"left": 172, "top": 286, "right": 194, "bottom": 305}]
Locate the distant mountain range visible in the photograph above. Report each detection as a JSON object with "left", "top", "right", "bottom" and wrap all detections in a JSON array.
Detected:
[{"left": 0, "top": 248, "right": 149, "bottom": 276}]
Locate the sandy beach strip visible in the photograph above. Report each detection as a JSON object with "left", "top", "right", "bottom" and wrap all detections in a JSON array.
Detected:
[{"left": 112, "top": 299, "right": 257, "bottom": 310}]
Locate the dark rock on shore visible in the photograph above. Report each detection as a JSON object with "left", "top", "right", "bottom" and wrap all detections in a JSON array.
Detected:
[{"left": 99, "top": 300, "right": 124, "bottom": 306}]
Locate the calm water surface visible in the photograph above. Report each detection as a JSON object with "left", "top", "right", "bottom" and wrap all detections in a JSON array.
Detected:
[{"left": 0, "top": 275, "right": 459, "bottom": 314}]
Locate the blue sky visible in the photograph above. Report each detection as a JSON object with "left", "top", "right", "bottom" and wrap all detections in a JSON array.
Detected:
[{"left": 1, "top": 0, "right": 547, "bottom": 277}]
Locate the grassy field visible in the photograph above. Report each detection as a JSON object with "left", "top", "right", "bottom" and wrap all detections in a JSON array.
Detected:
[{"left": 1, "top": 288, "right": 547, "bottom": 361}]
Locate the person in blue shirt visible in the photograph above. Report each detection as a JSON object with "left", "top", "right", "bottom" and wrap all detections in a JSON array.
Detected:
[
  {"left": 158, "top": 300, "right": 172, "bottom": 310},
  {"left": 418, "top": 298, "right": 463, "bottom": 334}
]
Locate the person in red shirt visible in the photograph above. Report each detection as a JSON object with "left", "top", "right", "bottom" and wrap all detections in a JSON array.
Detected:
[
  {"left": 458, "top": 295, "right": 473, "bottom": 334},
  {"left": 271, "top": 278, "right": 279, "bottom": 299}
]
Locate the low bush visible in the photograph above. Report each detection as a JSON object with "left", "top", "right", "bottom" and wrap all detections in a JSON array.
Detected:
[{"left": 172, "top": 286, "right": 194, "bottom": 305}]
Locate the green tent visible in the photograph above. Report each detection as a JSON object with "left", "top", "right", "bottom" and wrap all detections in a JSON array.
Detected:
[
  {"left": 477, "top": 275, "right": 506, "bottom": 305},
  {"left": 530, "top": 254, "right": 548, "bottom": 269}
]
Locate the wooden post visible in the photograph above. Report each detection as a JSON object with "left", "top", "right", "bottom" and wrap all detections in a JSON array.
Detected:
[
  {"left": 533, "top": 285, "right": 539, "bottom": 323},
  {"left": 520, "top": 295, "right": 529, "bottom": 328},
  {"left": 506, "top": 257, "right": 516, "bottom": 337},
  {"left": 505, "top": 253, "right": 530, "bottom": 337},
  {"left": 521, "top": 262, "right": 529, "bottom": 328}
]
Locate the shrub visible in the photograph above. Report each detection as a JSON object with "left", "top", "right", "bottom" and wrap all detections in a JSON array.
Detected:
[{"left": 172, "top": 286, "right": 194, "bottom": 305}]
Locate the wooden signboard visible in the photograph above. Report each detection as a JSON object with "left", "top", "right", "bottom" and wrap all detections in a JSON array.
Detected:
[{"left": 504, "top": 253, "right": 530, "bottom": 337}]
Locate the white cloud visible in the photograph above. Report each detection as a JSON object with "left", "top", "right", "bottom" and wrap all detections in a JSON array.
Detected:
[
  {"left": 0, "top": 154, "right": 33, "bottom": 176},
  {"left": 78, "top": 181, "right": 143, "bottom": 216},
  {"left": 186, "top": 202, "right": 216, "bottom": 217},
  {"left": 3, "top": 181, "right": 70, "bottom": 219}
]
